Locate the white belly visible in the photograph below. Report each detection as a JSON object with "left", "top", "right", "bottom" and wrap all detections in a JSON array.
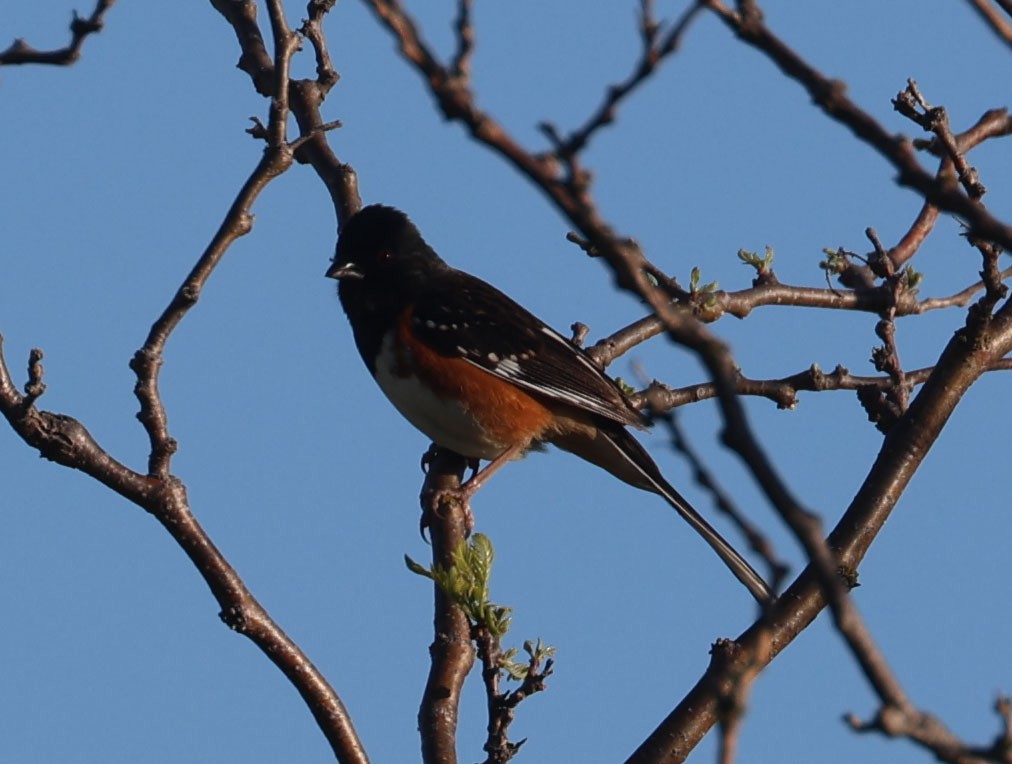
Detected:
[{"left": 373, "top": 333, "right": 506, "bottom": 460}]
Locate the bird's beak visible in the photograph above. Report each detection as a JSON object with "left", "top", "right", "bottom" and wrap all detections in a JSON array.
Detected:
[{"left": 325, "top": 261, "right": 363, "bottom": 280}]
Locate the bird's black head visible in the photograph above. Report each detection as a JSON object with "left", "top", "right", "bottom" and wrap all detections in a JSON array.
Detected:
[
  {"left": 326, "top": 205, "right": 444, "bottom": 293},
  {"left": 327, "top": 205, "right": 446, "bottom": 357}
]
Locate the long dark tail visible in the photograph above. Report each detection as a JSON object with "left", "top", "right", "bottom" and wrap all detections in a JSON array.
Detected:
[{"left": 553, "top": 426, "right": 774, "bottom": 605}]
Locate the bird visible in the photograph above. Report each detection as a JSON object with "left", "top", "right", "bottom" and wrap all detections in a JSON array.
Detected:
[{"left": 326, "top": 204, "right": 773, "bottom": 605}]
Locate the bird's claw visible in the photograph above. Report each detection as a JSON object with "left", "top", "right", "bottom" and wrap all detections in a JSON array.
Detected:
[
  {"left": 419, "top": 485, "right": 476, "bottom": 539},
  {"left": 420, "top": 444, "right": 440, "bottom": 474}
]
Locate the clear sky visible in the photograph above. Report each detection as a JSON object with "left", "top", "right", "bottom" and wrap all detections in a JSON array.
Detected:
[{"left": 2, "top": 2, "right": 1010, "bottom": 762}]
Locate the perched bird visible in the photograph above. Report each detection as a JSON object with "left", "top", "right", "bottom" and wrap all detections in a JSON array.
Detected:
[{"left": 327, "top": 204, "right": 773, "bottom": 605}]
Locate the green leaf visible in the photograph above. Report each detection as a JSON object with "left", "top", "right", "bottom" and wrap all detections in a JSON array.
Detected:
[{"left": 404, "top": 554, "right": 433, "bottom": 580}]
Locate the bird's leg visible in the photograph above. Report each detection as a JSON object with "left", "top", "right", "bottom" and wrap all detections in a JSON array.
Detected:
[
  {"left": 421, "top": 443, "right": 525, "bottom": 538},
  {"left": 457, "top": 443, "right": 525, "bottom": 499}
]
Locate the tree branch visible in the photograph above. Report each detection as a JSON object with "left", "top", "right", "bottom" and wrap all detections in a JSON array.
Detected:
[
  {"left": 583, "top": 267, "right": 1012, "bottom": 375},
  {"left": 0, "top": 0, "right": 114, "bottom": 66},
  {"left": 0, "top": 335, "right": 369, "bottom": 763},
  {"left": 3, "top": 2, "right": 370, "bottom": 760},
  {"left": 649, "top": 406, "right": 790, "bottom": 592},
  {"left": 965, "top": 0, "right": 1012, "bottom": 51},
  {"left": 539, "top": 0, "right": 706, "bottom": 160},
  {"left": 638, "top": 358, "right": 1012, "bottom": 413},
  {"left": 629, "top": 291, "right": 1012, "bottom": 762},
  {"left": 418, "top": 449, "right": 475, "bottom": 764},
  {"left": 212, "top": 0, "right": 361, "bottom": 225},
  {"left": 705, "top": 0, "right": 1012, "bottom": 251}
]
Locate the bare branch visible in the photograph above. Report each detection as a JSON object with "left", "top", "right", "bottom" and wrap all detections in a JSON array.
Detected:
[
  {"left": 541, "top": 0, "right": 706, "bottom": 159},
  {"left": 638, "top": 358, "right": 1012, "bottom": 412},
  {"left": 476, "top": 632, "right": 553, "bottom": 764},
  {"left": 131, "top": 102, "right": 296, "bottom": 479},
  {"left": 450, "top": 0, "right": 475, "bottom": 81},
  {"left": 629, "top": 297, "right": 1012, "bottom": 762},
  {"left": 302, "top": 0, "right": 341, "bottom": 92},
  {"left": 583, "top": 266, "right": 1012, "bottom": 376},
  {"left": 418, "top": 449, "right": 475, "bottom": 764},
  {"left": 213, "top": 0, "right": 360, "bottom": 224},
  {"left": 889, "top": 200, "right": 940, "bottom": 267},
  {"left": 0, "top": 333, "right": 368, "bottom": 764},
  {"left": 965, "top": 0, "right": 1012, "bottom": 51},
  {"left": 846, "top": 693, "right": 1012, "bottom": 764},
  {"left": 893, "top": 80, "right": 987, "bottom": 199},
  {"left": 705, "top": 1, "right": 1012, "bottom": 251},
  {"left": 0, "top": 0, "right": 114, "bottom": 66},
  {"left": 715, "top": 631, "right": 773, "bottom": 764},
  {"left": 3, "top": 3, "right": 368, "bottom": 760},
  {"left": 648, "top": 405, "right": 790, "bottom": 592}
]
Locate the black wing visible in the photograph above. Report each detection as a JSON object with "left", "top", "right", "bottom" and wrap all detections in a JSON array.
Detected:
[{"left": 411, "top": 268, "right": 645, "bottom": 429}]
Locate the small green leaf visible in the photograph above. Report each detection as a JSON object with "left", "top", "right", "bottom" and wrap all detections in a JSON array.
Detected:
[
  {"left": 612, "top": 377, "right": 637, "bottom": 396},
  {"left": 737, "top": 248, "right": 758, "bottom": 266},
  {"left": 904, "top": 266, "right": 924, "bottom": 290},
  {"left": 405, "top": 554, "right": 433, "bottom": 579},
  {"left": 819, "top": 247, "right": 847, "bottom": 274}
]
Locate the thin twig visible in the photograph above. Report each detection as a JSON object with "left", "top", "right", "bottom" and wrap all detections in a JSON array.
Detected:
[
  {"left": 649, "top": 405, "right": 790, "bottom": 592},
  {"left": 541, "top": 0, "right": 706, "bottom": 159},
  {"left": 0, "top": 0, "right": 115, "bottom": 66},
  {"left": 639, "top": 359, "right": 1012, "bottom": 412},
  {"left": 213, "top": 0, "right": 361, "bottom": 224},
  {"left": 583, "top": 267, "right": 1012, "bottom": 373},
  {"left": 893, "top": 80, "right": 986, "bottom": 199},
  {"left": 450, "top": 0, "right": 475, "bottom": 80},
  {"left": 302, "top": 0, "right": 341, "bottom": 91}
]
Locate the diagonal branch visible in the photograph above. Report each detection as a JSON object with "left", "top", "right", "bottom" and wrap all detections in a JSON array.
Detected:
[
  {"left": 965, "top": 0, "right": 1012, "bottom": 50},
  {"left": 0, "top": 0, "right": 115, "bottom": 66},
  {"left": 629, "top": 292, "right": 1012, "bottom": 763},
  {"left": 705, "top": 0, "right": 1012, "bottom": 251},
  {"left": 0, "top": 334, "right": 368, "bottom": 764},
  {"left": 540, "top": 0, "right": 706, "bottom": 160},
  {"left": 132, "top": 14, "right": 300, "bottom": 479},
  {"left": 650, "top": 406, "right": 790, "bottom": 591}
]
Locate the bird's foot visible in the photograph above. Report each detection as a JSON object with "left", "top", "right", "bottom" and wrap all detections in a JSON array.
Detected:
[
  {"left": 420, "top": 445, "right": 478, "bottom": 481},
  {"left": 419, "top": 484, "right": 476, "bottom": 539}
]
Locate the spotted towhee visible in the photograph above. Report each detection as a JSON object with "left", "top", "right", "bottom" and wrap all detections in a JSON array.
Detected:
[{"left": 326, "top": 204, "right": 773, "bottom": 605}]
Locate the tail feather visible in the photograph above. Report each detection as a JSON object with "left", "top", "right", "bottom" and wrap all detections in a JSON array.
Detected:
[{"left": 553, "top": 426, "right": 774, "bottom": 605}]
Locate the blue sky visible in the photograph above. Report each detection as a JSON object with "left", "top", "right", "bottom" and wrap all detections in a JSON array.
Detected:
[{"left": 2, "top": 2, "right": 1010, "bottom": 762}]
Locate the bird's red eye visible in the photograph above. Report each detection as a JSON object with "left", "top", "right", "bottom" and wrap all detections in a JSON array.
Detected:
[{"left": 377, "top": 250, "right": 393, "bottom": 266}]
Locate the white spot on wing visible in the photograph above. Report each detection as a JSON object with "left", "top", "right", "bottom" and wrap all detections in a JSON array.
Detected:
[{"left": 494, "top": 357, "right": 522, "bottom": 377}]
